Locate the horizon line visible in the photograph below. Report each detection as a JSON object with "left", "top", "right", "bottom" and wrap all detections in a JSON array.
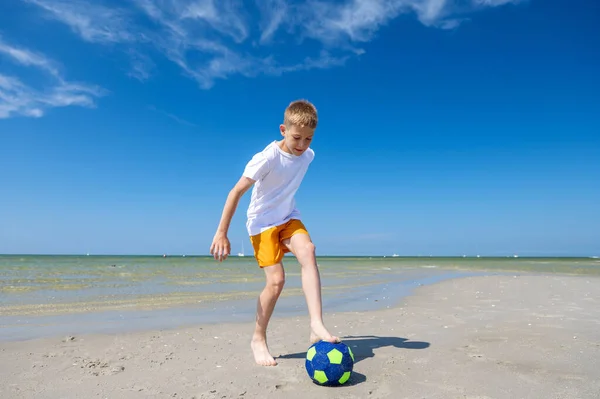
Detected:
[{"left": 0, "top": 253, "right": 597, "bottom": 259}]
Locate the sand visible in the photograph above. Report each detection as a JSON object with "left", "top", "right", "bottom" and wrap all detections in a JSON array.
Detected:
[{"left": 1, "top": 274, "right": 599, "bottom": 399}]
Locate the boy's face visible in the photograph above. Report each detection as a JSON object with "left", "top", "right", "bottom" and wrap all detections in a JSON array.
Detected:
[{"left": 279, "top": 123, "right": 314, "bottom": 156}]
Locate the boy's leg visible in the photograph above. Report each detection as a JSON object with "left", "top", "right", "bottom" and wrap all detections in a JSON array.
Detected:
[
  {"left": 282, "top": 231, "right": 340, "bottom": 344},
  {"left": 251, "top": 263, "right": 285, "bottom": 366}
]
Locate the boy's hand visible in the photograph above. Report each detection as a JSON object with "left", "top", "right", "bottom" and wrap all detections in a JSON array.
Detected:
[{"left": 210, "top": 233, "right": 230, "bottom": 262}]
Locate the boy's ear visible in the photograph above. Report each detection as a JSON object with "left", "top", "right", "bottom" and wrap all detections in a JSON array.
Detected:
[{"left": 279, "top": 124, "right": 286, "bottom": 136}]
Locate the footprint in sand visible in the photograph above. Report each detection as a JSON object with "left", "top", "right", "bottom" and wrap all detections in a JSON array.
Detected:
[
  {"left": 74, "top": 357, "right": 125, "bottom": 376},
  {"left": 468, "top": 353, "right": 484, "bottom": 359}
]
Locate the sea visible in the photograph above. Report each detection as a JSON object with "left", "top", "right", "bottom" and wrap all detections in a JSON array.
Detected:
[{"left": 1, "top": 255, "right": 599, "bottom": 341}]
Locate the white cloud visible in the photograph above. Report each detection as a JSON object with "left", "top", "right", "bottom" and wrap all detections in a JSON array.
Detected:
[
  {"left": 296, "top": 0, "right": 516, "bottom": 43},
  {"left": 148, "top": 105, "right": 197, "bottom": 127},
  {"left": 473, "top": 0, "right": 521, "bottom": 6},
  {"left": 23, "top": 0, "right": 137, "bottom": 43},
  {"left": 0, "top": 38, "right": 61, "bottom": 77},
  {"left": 256, "top": 0, "right": 288, "bottom": 44},
  {"left": 180, "top": 0, "right": 249, "bottom": 43},
  {"left": 22, "top": 0, "right": 522, "bottom": 89},
  {"left": 0, "top": 37, "right": 105, "bottom": 119},
  {"left": 300, "top": 0, "right": 408, "bottom": 44},
  {"left": 126, "top": 49, "right": 155, "bottom": 81}
]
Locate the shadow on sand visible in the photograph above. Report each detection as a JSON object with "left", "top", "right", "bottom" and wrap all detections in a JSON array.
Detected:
[{"left": 277, "top": 335, "right": 430, "bottom": 386}]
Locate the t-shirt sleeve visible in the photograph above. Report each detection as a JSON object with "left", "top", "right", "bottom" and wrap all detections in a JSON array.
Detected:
[
  {"left": 243, "top": 151, "right": 271, "bottom": 182},
  {"left": 307, "top": 148, "right": 315, "bottom": 163}
]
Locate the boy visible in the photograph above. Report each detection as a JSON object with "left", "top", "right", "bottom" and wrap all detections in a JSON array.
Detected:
[{"left": 209, "top": 99, "right": 339, "bottom": 366}]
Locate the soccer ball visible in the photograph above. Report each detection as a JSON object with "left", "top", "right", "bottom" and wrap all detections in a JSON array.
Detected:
[{"left": 305, "top": 341, "right": 354, "bottom": 386}]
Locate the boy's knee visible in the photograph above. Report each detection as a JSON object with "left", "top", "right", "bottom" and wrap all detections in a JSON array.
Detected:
[
  {"left": 297, "top": 241, "right": 315, "bottom": 257},
  {"left": 267, "top": 273, "right": 285, "bottom": 292}
]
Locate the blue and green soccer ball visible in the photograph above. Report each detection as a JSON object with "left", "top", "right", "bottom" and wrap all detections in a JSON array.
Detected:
[{"left": 305, "top": 341, "right": 354, "bottom": 386}]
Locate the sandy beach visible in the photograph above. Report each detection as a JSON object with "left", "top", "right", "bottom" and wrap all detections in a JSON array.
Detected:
[{"left": 1, "top": 273, "right": 599, "bottom": 399}]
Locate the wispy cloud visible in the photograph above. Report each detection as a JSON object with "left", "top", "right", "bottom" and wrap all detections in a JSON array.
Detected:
[
  {"left": 23, "top": 0, "right": 137, "bottom": 44},
  {"left": 256, "top": 0, "right": 288, "bottom": 44},
  {"left": 148, "top": 105, "right": 197, "bottom": 127},
  {"left": 23, "top": 0, "right": 522, "bottom": 89},
  {"left": 296, "top": 0, "right": 521, "bottom": 43},
  {"left": 0, "top": 37, "right": 105, "bottom": 119},
  {"left": 126, "top": 49, "right": 155, "bottom": 81},
  {"left": 0, "top": 38, "right": 60, "bottom": 77},
  {"left": 473, "top": 0, "right": 521, "bottom": 6}
]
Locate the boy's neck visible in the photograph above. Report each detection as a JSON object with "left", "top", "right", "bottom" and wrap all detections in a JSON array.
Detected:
[{"left": 277, "top": 139, "right": 293, "bottom": 155}]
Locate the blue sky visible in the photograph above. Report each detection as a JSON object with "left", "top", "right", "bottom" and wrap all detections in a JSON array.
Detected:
[{"left": 1, "top": 0, "right": 598, "bottom": 257}]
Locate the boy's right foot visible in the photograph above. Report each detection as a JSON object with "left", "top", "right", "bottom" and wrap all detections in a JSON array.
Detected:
[
  {"left": 251, "top": 337, "right": 277, "bottom": 366},
  {"left": 310, "top": 321, "right": 340, "bottom": 344}
]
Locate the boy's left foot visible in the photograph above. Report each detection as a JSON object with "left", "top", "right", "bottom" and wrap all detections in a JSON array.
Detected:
[
  {"left": 310, "top": 321, "right": 340, "bottom": 344},
  {"left": 251, "top": 337, "right": 277, "bottom": 366}
]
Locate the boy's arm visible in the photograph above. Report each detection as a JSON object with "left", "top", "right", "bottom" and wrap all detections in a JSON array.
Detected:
[{"left": 210, "top": 176, "right": 255, "bottom": 262}]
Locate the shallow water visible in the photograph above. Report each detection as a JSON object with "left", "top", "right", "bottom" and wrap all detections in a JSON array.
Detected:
[{"left": 1, "top": 255, "right": 598, "bottom": 341}]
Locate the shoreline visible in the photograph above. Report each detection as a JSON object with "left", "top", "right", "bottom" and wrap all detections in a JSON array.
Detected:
[
  {"left": 1, "top": 269, "right": 490, "bottom": 342},
  {"left": 2, "top": 266, "right": 598, "bottom": 343},
  {"left": 1, "top": 273, "right": 599, "bottom": 398}
]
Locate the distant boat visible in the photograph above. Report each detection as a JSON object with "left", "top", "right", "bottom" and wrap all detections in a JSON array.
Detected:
[{"left": 392, "top": 253, "right": 399, "bottom": 257}]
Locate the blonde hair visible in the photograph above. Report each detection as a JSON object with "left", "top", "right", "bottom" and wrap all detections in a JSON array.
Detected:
[{"left": 284, "top": 99, "right": 318, "bottom": 129}]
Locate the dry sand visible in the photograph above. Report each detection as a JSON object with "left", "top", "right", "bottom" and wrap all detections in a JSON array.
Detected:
[{"left": 1, "top": 274, "right": 599, "bottom": 399}]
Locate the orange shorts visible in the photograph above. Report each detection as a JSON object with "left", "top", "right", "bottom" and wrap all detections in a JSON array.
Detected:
[{"left": 250, "top": 219, "right": 309, "bottom": 267}]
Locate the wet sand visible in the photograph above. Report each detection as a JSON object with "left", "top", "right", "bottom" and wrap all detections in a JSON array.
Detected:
[{"left": 1, "top": 274, "right": 599, "bottom": 398}]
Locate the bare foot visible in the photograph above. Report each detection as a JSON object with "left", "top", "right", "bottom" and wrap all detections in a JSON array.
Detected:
[
  {"left": 309, "top": 331, "right": 321, "bottom": 344},
  {"left": 310, "top": 321, "right": 340, "bottom": 344},
  {"left": 251, "top": 337, "right": 277, "bottom": 366}
]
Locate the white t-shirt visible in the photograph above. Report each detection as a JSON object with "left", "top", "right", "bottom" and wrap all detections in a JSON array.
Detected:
[{"left": 242, "top": 140, "right": 315, "bottom": 236}]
